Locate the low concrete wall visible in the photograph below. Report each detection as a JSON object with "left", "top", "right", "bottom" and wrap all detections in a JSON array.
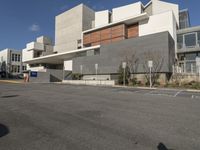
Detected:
[
  {"left": 62, "top": 80, "right": 115, "bottom": 86},
  {"left": 30, "top": 69, "right": 63, "bottom": 83}
]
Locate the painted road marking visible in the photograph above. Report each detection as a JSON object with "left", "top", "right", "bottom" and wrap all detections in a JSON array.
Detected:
[{"left": 174, "top": 90, "right": 183, "bottom": 97}]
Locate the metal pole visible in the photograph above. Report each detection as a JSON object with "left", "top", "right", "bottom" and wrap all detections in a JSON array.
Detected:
[
  {"left": 63, "top": 65, "right": 65, "bottom": 81},
  {"left": 150, "top": 67, "right": 152, "bottom": 88},
  {"left": 199, "top": 66, "right": 200, "bottom": 82},
  {"left": 95, "top": 64, "right": 98, "bottom": 80},
  {"left": 96, "top": 68, "right": 97, "bottom": 80},
  {"left": 123, "top": 67, "right": 125, "bottom": 86}
]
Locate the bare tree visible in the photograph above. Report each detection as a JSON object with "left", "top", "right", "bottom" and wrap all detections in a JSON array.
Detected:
[
  {"left": 125, "top": 51, "right": 139, "bottom": 74},
  {"left": 120, "top": 51, "right": 139, "bottom": 85},
  {"left": 142, "top": 51, "right": 164, "bottom": 85}
]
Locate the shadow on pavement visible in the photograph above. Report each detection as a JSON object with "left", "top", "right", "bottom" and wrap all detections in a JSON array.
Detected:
[
  {"left": 157, "top": 143, "right": 174, "bottom": 150},
  {"left": 0, "top": 124, "right": 9, "bottom": 138},
  {"left": 1, "top": 95, "right": 19, "bottom": 98}
]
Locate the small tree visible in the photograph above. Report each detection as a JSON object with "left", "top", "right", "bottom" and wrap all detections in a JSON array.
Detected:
[
  {"left": 1, "top": 61, "right": 7, "bottom": 78},
  {"left": 142, "top": 51, "right": 164, "bottom": 86},
  {"left": 118, "top": 63, "right": 131, "bottom": 85}
]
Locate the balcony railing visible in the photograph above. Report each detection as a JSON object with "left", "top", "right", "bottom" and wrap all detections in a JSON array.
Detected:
[{"left": 177, "top": 43, "right": 200, "bottom": 52}]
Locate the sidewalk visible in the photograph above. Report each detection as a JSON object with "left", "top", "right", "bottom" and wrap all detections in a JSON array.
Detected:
[{"left": 0, "top": 80, "right": 23, "bottom": 84}]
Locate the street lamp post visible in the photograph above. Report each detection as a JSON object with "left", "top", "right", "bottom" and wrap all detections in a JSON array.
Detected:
[
  {"left": 122, "top": 62, "right": 127, "bottom": 86},
  {"left": 80, "top": 65, "right": 83, "bottom": 80},
  {"left": 148, "top": 60, "right": 153, "bottom": 88},
  {"left": 95, "top": 64, "right": 98, "bottom": 80}
]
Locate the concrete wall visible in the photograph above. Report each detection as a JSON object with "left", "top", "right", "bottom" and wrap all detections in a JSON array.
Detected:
[
  {"left": 54, "top": 4, "right": 95, "bottom": 53},
  {"left": 30, "top": 69, "right": 63, "bottom": 83},
  {"left": 112, "top": 2, "right": 142, "bottom": 22},
  {"left": 152, "top": 0, "right": 179, "bottom": 26},
  {"left": 36, "top": 36, "right": 52, "bottom": 45},
  {"left": 22, "top": 48, "right": 34, "bottom": 62},
  {"left": 73, "top": 31, "right": 175, "bottom": 75},
  {"left": 139, "top": 11, "right": 177, "bottom": 40},
  {"left": 95, "top": 10, "right": 110, "bottom": 27}
]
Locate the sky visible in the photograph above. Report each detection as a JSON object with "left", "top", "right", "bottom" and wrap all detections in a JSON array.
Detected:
[{"left": 0, "top": 0, "right": 199, "bottom": 50}]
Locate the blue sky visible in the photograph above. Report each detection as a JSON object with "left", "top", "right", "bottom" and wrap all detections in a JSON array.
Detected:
[{"left": 0, "top": 0, "right": 199, "bottom": 50}]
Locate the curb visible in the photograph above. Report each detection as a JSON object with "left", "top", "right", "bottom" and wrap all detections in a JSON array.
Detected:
[{"left": 0, "top": 80, "right": 22, "bottom": 84}]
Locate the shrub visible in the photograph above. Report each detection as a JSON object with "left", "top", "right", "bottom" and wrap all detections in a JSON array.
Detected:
[{"left": 72, "top": 73, "right": 82, "bottom": 80}]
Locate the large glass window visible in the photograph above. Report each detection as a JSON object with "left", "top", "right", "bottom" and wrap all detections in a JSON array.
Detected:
[
  {"left": 177, "top": 34, "right": 183, "bottom": 49},
  {"left": 185, "top": 53, "right": 197, "bottom": 60},
  {"left": 198, "top": 31, "right": 200, "bottom": 45},
  {"left": 184, "top": 33, "right": 197, "bottom": 47}
]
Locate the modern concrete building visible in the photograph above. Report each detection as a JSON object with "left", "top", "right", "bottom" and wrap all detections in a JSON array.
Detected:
[
  {"left": 0, "top": 49, "right": 26, "bottom": 77},
  {"left": 177, "top": 26, "right": 200, "bottom": 74},
  {"left": 23, "top": 0, "right": 180, "bottom": 83}
]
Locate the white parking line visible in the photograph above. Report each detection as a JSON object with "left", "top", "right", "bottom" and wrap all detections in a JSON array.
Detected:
[
  {"left": 145, "top": 90, "right": 155, "bottom": 95},
  {"left": 174, "top": 90, "right": 182, "bottom": 97}
]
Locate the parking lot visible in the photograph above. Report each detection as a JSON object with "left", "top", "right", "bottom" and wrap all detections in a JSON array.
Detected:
[
  {"left": 0, "top": 82, "right": 200, "bottom": 150},
  {"left": 113, "top": 87, "right": 200, "bottom": 100}
]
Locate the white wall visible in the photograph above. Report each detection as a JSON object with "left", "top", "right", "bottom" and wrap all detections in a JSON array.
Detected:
[
  {"left": 22, "top": 48, "right": 34, "bottom": 62},
  {"left": 95, "top": 10, "right": 110, "bottom": 27},
  {"left": 64, "top": 60, "right": 72, "bottom": 71},
  {"left": 0, "top": 49, "right": 8, "bottom": 64},
  {"left": 152, "top": 0, "right": 179, "bottom": 26},
  {"left": 27, "top": 42, "right": 44, "bottom": 51},
  {"left": 139, "top": 11, "right": 177, "bottom": 40},
  {"left": 112, "top": 2, "right": 142, "bottom": 22}
]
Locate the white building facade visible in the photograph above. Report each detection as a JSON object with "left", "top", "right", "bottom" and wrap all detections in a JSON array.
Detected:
[{"left": 0, "top": 49, "right": 26, "bottom": 76}]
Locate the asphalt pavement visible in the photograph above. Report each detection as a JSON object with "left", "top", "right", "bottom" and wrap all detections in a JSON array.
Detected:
[{"left": 0, "top": 83, "right": 200, "bottom": 150}]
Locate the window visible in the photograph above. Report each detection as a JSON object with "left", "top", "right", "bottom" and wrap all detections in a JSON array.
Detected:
[
  {"left": 198, "top": 31, "right": 200, "bottom": 45},
  {"left": 14, "top": 54, "right": 18, "bottom": 62},
  {"left": 177, "top": 34, "right": 183, "bottom": 49},
  {"left": 13, "top": 65, "right": 17, "bottom": 73},
  {"left": 86, "top": 50, "right": 94, "bottom": 56},
  {"left": 184, "top": 33, "right": 197, "bottom": 47},
  {"left": 23, "top": 66, "right": 27, "bottom": 71},
  {"left": 77, "top": 39, "right": 82, "bottom": 44},
  {"left": 17, "top": 66, "right": 20, "bottom": 73},
  {"left": 94, "top": 49, "right": 100, "bottom": 55},
  {"left": 185, "top": 53, "right": 197, "bottom": 60},
  {"left": 18, "top": 55, "right": 20, "bottom": 62},
  {"left": 12, "top": 54, "right": 15, "bottom": 61}
]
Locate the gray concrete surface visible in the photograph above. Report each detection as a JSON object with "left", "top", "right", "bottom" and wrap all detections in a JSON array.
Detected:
[
  {"left": 73, "top": 31, "right": 175, "bottom": 74},
  {"left": 0, "top": 83, "right": 200, "bottom": 150}
]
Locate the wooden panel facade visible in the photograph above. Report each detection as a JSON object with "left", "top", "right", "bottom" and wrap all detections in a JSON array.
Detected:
[
  {"left": 127, "top": 24, "right": 139, "bottom": 39},
  {"left": 83, "top": 23, "right": 138, "bottom": 47}
]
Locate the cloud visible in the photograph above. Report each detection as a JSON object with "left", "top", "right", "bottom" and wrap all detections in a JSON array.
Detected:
[{"left": 29, "top": 24, "right": 40, "bottom": 32}]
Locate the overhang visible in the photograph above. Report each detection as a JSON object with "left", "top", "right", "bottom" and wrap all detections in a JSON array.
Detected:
[
  {"left": 83, "top": 13, "right": 149, "bottom": 34},
  {"left": 23, "top": 45, "right": 100, "bottom": 64}
]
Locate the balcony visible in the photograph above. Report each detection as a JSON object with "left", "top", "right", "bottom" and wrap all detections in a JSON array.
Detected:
[
  {"left": 26, "top": 42, "right": 44, "bottom": 51},
  {"left": 177, "top": 42, "right": 200, "bottom": 53}
]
